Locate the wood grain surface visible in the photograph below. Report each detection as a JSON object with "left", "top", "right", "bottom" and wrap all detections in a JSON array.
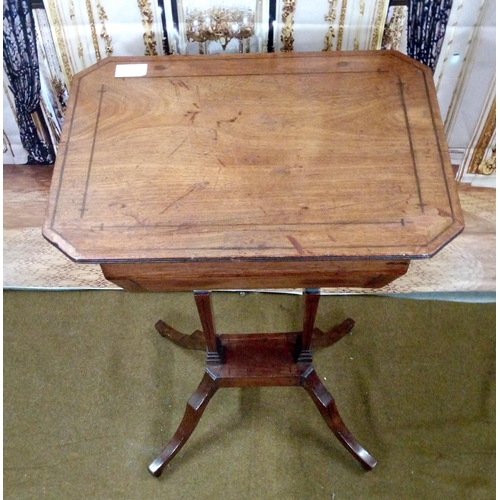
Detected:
[
  {"left": 42, "top": 51, "right": 463, "bottom": 264},
  {"left": 3, "top": 165, "right": 493, "bottom": 291},
  {"left": 3, "top": 165, "right": 53, "bottom": 230}
]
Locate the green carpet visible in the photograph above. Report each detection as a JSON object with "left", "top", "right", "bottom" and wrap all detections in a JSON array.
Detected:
[{"left": 3, "top": 291, "right": 495, "bottom": 499}]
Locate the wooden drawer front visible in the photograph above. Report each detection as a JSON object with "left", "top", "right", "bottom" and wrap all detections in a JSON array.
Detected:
[{"left": 101, "top": 260, "right": 410, "bottom": 292}]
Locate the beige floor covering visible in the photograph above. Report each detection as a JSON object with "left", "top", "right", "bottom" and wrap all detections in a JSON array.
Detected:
[
  {"left": 3, "top": 165, "right": 496, "bottom": 292},
  {"left": 3, "top": 291, "right": 495, "bottom": 500}
]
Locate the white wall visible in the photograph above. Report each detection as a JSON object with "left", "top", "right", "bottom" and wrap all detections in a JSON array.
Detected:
[
  {"left": 434, "top": 0, "right": 496, "bottom": 185},
  {"left": 3, "top": 0, "right": 496, "bottom": 180}
]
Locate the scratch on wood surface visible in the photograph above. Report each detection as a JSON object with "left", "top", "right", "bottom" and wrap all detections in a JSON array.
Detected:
[
  {"left": 214, "top": 158, "right": 227, "bottom": 188},
  {"left": 214, "top": 167, "right": 222, "bottom": 188},
  {"left": 217, "top": 116, "right": 238, "bottom": 127},
  {"left": 124, "top": 212, "right": 149, "bottom": 226},
  {"left": 160, "top": 182, "right": 209, "bottom": 214},
  {"left": 185, "top": 110, "right": 199, "bottom": 124},
  {"left": 167, "top": 132, "right": 191, "bottom": 159},
  {"left": 169, "top": 79, "right": 190, "bottom": 93},
  {"left": 169, "top": 80, "right": 179, "bottom": 98},
  {"left": 287, "top": 235, "right": 305, "bottom": 255}
]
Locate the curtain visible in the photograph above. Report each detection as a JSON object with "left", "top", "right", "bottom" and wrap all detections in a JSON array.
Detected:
[
  {"left": 407, "top": 0, "right": 452, "bottom": 73},
  {"left": 33, "top": 7, "right": 69, "bottom": 150},
  {"left": 3, "top": 0, "right": 54, "bottom": 163}
]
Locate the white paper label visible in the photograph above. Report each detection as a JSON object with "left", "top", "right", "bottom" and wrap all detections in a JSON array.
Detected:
[{"left": 115, "top": 64, "right": 148, "bottom": 78}]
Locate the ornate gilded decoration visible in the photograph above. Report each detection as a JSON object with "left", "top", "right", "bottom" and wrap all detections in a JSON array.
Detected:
[
  {"left": 336, "top": 0, "right": 348, "bottom": 50},
  {"left": 137, "top": 0, "right": 158, "bottom": 56},
  {"left": 381, "top": 5, "right": 407, "bottom": 50},
  {"left": 370, "top": 0, "right": 388, "bottom": 50},
  {"left": 68, "top": 0, "right": 86, "bottom": 66},
  {"left": 185, "top": 6, "right": 254, "bottom": 52},
  {"left": 477, "top": 147, "right": 496, "bottom": 175},
  {"left": 86, "top": 0, "right": 101, "bottom": 61},
  {"left": 280, "top": 0, "right": 296, "bottom": 52},
  {"left": 468, "top": 99, "right": 496, "bottom": 175},
  {"left": 78, "top": 42, "right": 84, "bottom": 60},
  {"left": 50, "top": 76, "right": 63, "bottom": 94},
  {"left": 353, "top": 0, "right": 366, "bottom": 50},
  {"left": 45, "top": 0, "right": 73, "bottom": 84},
  {"left": 96, "top": 1, "right": 113, "bottom": 56},
  {"left": 322, "top": 0, "right": 338, "bottom": 51}
]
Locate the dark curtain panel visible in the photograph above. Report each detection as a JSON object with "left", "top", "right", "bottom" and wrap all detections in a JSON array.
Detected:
[
  {"left": 3, "top": 0, "right": 54, "bottom": 163},
  {"left": 407, "top": 0, "right": 453, "bottom": 72}
]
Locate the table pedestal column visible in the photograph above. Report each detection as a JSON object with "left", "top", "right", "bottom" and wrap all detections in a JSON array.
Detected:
[{"left": 149, "top": 291, "right": 377, "bottom": 477}]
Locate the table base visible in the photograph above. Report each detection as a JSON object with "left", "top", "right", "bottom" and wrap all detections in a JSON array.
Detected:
[{"left": 148, "top": 291, "right": 377, "bottom": 477}]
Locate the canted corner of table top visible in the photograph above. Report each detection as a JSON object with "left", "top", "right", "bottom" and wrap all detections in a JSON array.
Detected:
[{"left": 44, "top": 51, "right": 464, "bottom": 265}]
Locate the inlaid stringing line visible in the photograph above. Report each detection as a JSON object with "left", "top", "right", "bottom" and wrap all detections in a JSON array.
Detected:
[
  {"left": 397, "top": 74, "right": 425, "bottom": 213},
  {"left": 80, "top": 84, "right": 106, "bottom": 218}
]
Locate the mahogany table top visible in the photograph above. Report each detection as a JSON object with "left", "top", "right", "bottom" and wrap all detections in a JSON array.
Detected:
[{"left": 43, "top": 51, "right": 463, "bottom": 264}]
